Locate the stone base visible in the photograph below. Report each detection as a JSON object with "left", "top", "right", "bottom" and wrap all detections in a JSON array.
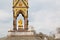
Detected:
[{"left": 8, "top": 31, "right": 34, "bottom": 36}]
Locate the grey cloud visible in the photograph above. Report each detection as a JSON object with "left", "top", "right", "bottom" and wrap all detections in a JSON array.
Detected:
[
  {"left": 29, "top": 0, "right": 56, "bottom": 13},
  {"left": 0, "top": 0, "right": 12, "bottom": 12}
]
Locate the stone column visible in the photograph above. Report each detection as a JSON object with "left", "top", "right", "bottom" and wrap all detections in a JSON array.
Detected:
[
  {"left": 13, "top": 12, "right": 17, "bottom": 31},
  {"left": 24, "top": 17, "right": 28, "bottom": 30},
  {"left": 24, "top": 10, "right": 28, "bottom": 31}
]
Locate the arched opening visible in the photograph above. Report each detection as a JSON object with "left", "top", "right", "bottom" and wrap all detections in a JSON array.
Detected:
[
  {"left": 17, "top": 14, "right": 24, "bottom": 30},
  {"left": 13, "top": 10, "right": 28, "bottom": 31},
  {"left": 16, "top": 10, "right": 25, "bottom": 31}
]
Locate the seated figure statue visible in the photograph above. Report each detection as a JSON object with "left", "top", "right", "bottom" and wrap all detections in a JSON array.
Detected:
[{"left": 18, "top": 19, "right": 23, "bottom": 28}]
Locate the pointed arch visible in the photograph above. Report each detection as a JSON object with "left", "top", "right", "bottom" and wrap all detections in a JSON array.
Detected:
[{"left": 17, "top": 10, "right": 25, "bottom": 19}]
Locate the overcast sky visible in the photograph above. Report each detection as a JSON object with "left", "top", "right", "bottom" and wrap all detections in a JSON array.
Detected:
[{"left": 0, "top": 0, "right": 60, "bottom": 38}]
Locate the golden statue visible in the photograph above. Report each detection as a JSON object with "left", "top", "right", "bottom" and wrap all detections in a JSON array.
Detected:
[{"left": 18, "top": 19, "right": 23, "bottom": 27}]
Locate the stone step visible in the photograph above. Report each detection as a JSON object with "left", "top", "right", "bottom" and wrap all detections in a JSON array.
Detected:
[{"left": 0, "top": 36, "right": 41, "bottom": 40}]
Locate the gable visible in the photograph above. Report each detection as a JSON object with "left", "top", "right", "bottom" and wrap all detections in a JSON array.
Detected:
[{"left": 13, "top": 0, "right": 28, "bottom": 8}]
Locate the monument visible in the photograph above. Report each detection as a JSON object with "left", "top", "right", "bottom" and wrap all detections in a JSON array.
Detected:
[
  {"left": 8, "top": 0, "right": 34, "bottom": 36},
  {"left": 0, "top": 0, "right": 41, "bottom": 40}
]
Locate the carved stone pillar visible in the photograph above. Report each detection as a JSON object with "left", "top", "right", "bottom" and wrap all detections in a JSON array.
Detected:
[
  {"left": 24, "top": 17, "right": 28, "bottom": 30},
  {"left": 13, "top": 13, "right": 17, "bottom": 31}
]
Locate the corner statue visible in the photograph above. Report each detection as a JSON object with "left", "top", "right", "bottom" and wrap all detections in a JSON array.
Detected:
[{"left": 18, "top": 19, "right": 23, "bottom": 28}]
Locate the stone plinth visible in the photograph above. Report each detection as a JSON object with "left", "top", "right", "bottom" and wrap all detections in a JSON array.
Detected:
[{"left": 8, "top": 31, "right": 34, "bottom": 36}]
